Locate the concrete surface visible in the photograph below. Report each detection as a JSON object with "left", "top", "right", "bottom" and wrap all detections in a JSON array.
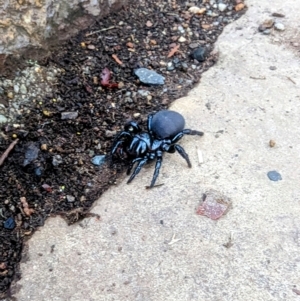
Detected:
[{"left": 11, "top": 0, "right": 300, "bottom": 300}]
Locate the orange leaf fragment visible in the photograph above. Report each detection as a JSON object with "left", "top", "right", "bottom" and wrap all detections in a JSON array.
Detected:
[
  {"left": 235, "top": 3, "right": 245, "bottom": 11},
  {"left": 112, "top": 54, "right": 123, "bottom": 65},
  {"left": 167, "top": 44, "right": 180, "bottom": 58},
  {"left": 126, "top": 42, "right": 134, "bottom": 48}
]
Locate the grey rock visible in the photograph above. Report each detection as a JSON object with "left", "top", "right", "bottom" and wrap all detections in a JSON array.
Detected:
[
  {"left": 134, "top": 68, "right": 165, "bottom": 85},
  {"left": 91, "top": 155, "right": 106, "bottom": 166},
  {"left": 218, "top": 3, "right": 227, "bottom": 11},
  {"left": 137, "top": 90, "right": 151, "bottom": 97},
  {"left": 0, "top": 114, "right": 8, "bottom": 124},
  {"left": 23, "top": 144, "right": 39, "bottom": 167},
  {"left": 14, "top": 84, "right": 20, "bottom": 93},
  {"left": 20, "top": 84, "right": 27, "bottom": 94},
  {"left": 105, "top": 130, "right": 117, "bottom": 138},
  {"left": 52, "top": 155, "right": 63, "bottom": 166},
  {"left": 66, "top": 195, "right": 75, "bottom": 203},
  {"left": 167, "top": 62, "right": 175, "bottom": 71},
  {"left": 61, "top": 112, "right": 78, "bottom": 120}
]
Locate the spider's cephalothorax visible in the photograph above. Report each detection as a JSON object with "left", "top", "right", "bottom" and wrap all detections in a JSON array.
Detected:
[{"left": 111, "top": 110, "right": 204, "bottom": 188}]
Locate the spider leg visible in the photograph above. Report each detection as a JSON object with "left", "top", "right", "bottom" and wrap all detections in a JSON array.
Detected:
[
  {"left": 111, "top": 131, "right": 131, "bottom": 155},
  {"left": 127, "top": 158, "right": 142, "bottom": 175},
  {"left": 127, "top": 158, "right": 148, "bottom": 184},
  {"left": 149, "top": 153, "right": 163, "bottom": 188},
  {"left": 174, "top": 144, "right": 192, "bottom": 168},
  {"left": 111, "top": 140, "right": 124, "bottom": 156},
  {"left": 171, "top": 129, "right": 204, "bottom": 144}
]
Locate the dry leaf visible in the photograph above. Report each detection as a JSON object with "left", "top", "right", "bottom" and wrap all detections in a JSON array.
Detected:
[
  {"left": 112, "top": 54, "right": 123, "bottom": 65},
  {"left": 202, "top": 24, "right": 211, "bottom": 30},
  {"left": 126, "top": 42, "right": 134, "bottom": 48},
  {"left": 167, "top": 44, "right": 180, "bottom": 58},
  {"left": 235, "top": 3, "right": 245, "bottom": 11}
]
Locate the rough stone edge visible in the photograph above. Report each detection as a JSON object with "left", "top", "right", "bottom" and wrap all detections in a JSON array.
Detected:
[{"left": 0, "top": 0, "right": 128, "bottom": 77}]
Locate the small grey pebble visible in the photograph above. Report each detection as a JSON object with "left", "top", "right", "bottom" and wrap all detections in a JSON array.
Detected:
[
  {"left": 91, "top": 155, "right": 106, "bottom": 166},
  {"left": 134, "top": 68, "right": 165, "bottom": 85},
  {"left": 267, "top": 170, "right": 282, "bottom": 181},
  {"left": 61, "top": 111, "right": 78, "bottom": 120},
  {"left": 274, "top": 22, "right": 285, "bottom": 31},
  {"left": 269, "top": 66, "right": 277, "bottom": 70},
  {"left": 66, "top": 195, "right": 75, "bottom": 203},
  {"left": 52, "top": 155, "right": 63, "bottom": 166}
]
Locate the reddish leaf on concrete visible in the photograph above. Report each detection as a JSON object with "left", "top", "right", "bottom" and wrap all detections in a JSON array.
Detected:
[{"left": 196, "top": 190, "right": 231, "bottom": 220}]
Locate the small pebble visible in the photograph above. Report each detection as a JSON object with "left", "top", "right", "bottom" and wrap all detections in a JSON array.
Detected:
[
  {"left": 14, "top": 85, "right": 20, "bottom": 93},
  {"left": 0, "top": 114, "right": 8, "bottom": 124},
  {"left": 167, "top": 62, "right": 175, "bottom": 71},
  {"left": 23, "top": 144, "right": 39, "bottom": 166},
  {"left": 66, "top": 195, "right": 75, "bottom": 203},
  {"left": 4, "top": 217, "right": 16, "bottom": 230},
  {"left": 134, "top": 68, "right": 165, "bottom": 85},
  {"left": 34, "top": 167, "right": 43, "bottom": 177},
  {"left": 269, "top": 140, "right": 276, "bottom": 147},
  {"left": 269, "top": 66, "right": 277, "bottom": 70},
  {"left": 191, "top": 46, "right": 207, "bottom": 62},
  {"left": 178, "top": 36, "right": 187, "bottom": 43},
  {"left": 218, "top": 3, "right": 227, "bottom": 11},
  {"left": 20, "top": 84, "right": 27, "bottom": 94},
  {"left": 274, "top": 22, "right": 285, "bottom": 31},
  {"left": 105, "top": 130, "right": 116, "bottom": 137},
  {"left": 91, "top": 155, "right": 106, "bottom": 166},
  {"left": 52, "top": 155, "right": 63, "bottom": 166},
  {"left": 177, "top": 25, "right": 185, "bottom": 33},
  {"left": 137, "top": 90, "right": 150, "bottom": 97},
  {"left": 61, "top": 111, "right": 78, "bottom": 120},
  {"left": 267, "top": 170, "right": 282, "bottom": 181}
]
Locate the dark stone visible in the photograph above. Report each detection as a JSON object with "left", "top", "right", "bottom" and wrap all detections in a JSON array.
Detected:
[
  {"left": 191, "top": 46, "right": 207, "bottom": 62},
  {"left": 23, "top": 144, "right": 39, "bottom": 167},
  {"left": 34, "top": 167, "right": 43, "bottom": 177},
  {"left": 4, "top": 217, "right": 15, "bottom": 230}
]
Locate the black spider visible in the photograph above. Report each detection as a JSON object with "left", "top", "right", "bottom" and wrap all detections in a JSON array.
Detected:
[{"left": 111, "top": 110, "right": 204, "bottom": 188}]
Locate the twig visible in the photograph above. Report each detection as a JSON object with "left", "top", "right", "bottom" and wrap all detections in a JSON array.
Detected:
[
  {"left": 145, "top": 183, "right": 164, "bottom": 189},
  {"left": 0, "top": 139, "right": 19, "bottom": 167},
  {"left": 250, "top": 76, "right": 266, "bottom": 80},
  {"left": 286, "top": 76, "right": 296, "bottom": 84},
  {"left": 85, "top": 26, "right": 116, "bottom": 37}
]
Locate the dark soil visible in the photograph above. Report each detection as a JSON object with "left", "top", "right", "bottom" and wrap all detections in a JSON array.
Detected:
[{"left": 0, "top": 0, "right": 245, "bottom": 297}]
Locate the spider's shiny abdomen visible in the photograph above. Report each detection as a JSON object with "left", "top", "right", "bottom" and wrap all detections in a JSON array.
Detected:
[{"left": 151, "top": 110, "right": 185, "bottom": 139}]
